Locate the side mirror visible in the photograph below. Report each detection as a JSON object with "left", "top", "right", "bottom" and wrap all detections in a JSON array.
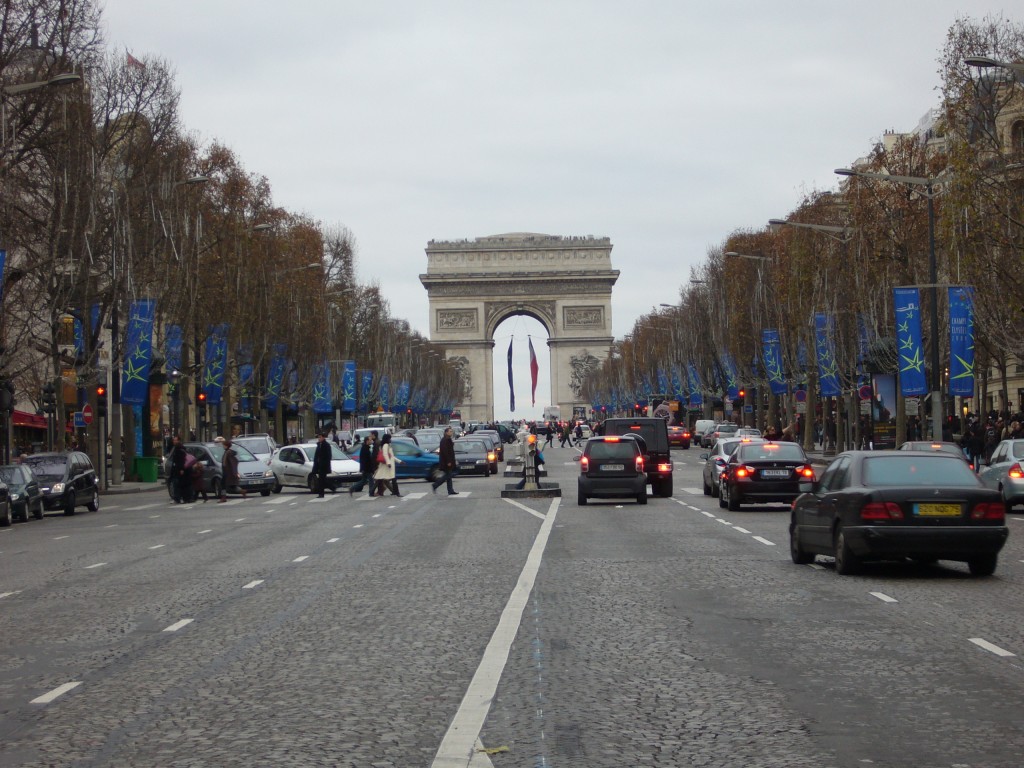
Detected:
[{"left": 699, "top": 453, "right": 709, "bottom": 460}]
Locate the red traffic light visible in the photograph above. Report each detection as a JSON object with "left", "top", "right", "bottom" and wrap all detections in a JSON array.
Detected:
[
  {"left": 197, "top": 392, "right": 207, "bottom": 403},
  {"left": 96, "top": 386, "right": 106, "bottom": 397},
  {"left": 738, "top": 389, "right": 746, "bottom": 398}
]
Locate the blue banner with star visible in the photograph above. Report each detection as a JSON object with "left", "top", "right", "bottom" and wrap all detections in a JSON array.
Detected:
[
  {"left": 379, "top": 376, "right": 390, "bottom": 411},
  {"left": 722, "top": 353, "right": 740, "bottom": 400},
  {"left": 815, "top": 313, "right": 841, "bottom": 397},
  {"left": 948, "top": 287, "right": 975, "bottom": 397},
  {"left": 120, "top": 299, "right": 157, "bottom": 405},
  {"left": 341, "top": 361, "right": 357, "bottom": 411},
  {"left": 360, "top": 370, "right": 374, "bottom": 410},
  {"left": 893, "top": 288, "right": 927, "bottom": 396},
  {"left": 264, "top": 344, "right": 288, "bottom": 412},
  {"left": 312, "top": 361, "right": 332, "bottom": 413},
  {"left": 395, "top": 380, "right": 410, "bottom": 410},
  {"left": 201, "top": 324, "right": 229, "bottom": 406},
  {"left": 165, "top": 325, "right": 183, "bottom": 376},
  {"left": 687, "top": 363, "right": 703, "bottom": 407},
  {"left": 656, "top": 368, "right": 670, "bottom": 395},
  {"left": 762, "top": 329, "right": 788, "bottom": 396}
]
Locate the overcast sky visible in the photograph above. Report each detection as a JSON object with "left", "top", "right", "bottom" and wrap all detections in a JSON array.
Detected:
[{"left": 102, "top": 2, "right": 1012, "bottom": 421}]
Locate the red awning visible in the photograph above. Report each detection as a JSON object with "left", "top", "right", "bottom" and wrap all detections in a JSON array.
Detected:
[{"left": 12, "top": 410, "right": 47, "bottom": 429}]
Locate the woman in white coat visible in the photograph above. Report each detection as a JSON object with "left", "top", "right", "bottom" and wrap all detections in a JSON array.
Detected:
[{"left": 373, "top": 433, "right": 402, "bottom": 497}]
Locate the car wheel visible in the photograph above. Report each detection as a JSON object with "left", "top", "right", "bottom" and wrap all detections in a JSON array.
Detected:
[
  {"left": 711, "top": 476, "right": 720, "bottom": 498},
  {"left": 726, "top": 484, "right": 741, "bottom": 511},
  {"left": 789, "top": 521, "right": 813, "bottom": 564},
  {"left": 702, "top": 476, "right": 711, "bottom": 496},
  {"left": 637, "top": 492, "right": 647, "bottom": 505},
  {"left": 64, "top": 491, "right": 76, "bottom": 516},
  {"left": 87, "top": 489, "right": 99, "bottom": 512},
  {"left": 273, "top": 481, "right": 283, "bottom": 494},
  {"left": 968, "top": 554, "right": 997, "bottom": 576},
  {"left": 718, "top": 483, "right": 727, "bottom": 508},
  {"left": 33, "top": 500, "right": 44, "bottom": 520},
  {"left": 0, "top": 504, "right": 10, "bottom": 527},
  {"left": 14, "top": 503, "right": 27, "bottom": 523},
  {"left": 577, "top": 490, "right": 587, "bottom": 506},
  {"left": 657, "top": 477, "right": 672, "bottom": 498},
  {"left": 210, "top": 478, "right": 222, "bottom": 499},
  {"left": 833, "top": 526, "right": 860, "bottom": 575}
]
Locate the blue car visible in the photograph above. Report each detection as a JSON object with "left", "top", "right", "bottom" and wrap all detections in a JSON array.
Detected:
[{"left": 348, "top": 438, "right": 440, "bottom": 481}]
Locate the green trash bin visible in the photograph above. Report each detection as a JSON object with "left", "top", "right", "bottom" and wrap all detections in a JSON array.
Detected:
[{"left": 134, "top": 456, "right": 159, "bottom": 483}]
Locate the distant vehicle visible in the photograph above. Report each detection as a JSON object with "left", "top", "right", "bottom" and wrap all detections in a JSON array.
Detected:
[
  {"left": 701, "top": 436, "right": 763, "bottom": 497},
  {"left": 453, "top": 437, "right": 495, "bottom": 476},
  {"left": 978, "top": 439, "right": 1024, "bottom": 510},
  {"left": 719, "top": 441, "right": 813, "bottom": 510},
  {"left": 21, "top": 451, "right": 99, "bottom": 515},
  {"left": 602, "top": 417, "right": 673, "bottom": 497},
  {"left": 347, "top": 438, "right": 440, "bottom": 481},
  {"left": 231, "top": 433, "right": 278, "bottom": 465},
  {"left": 899, "top": 440, "right": 973, "bottom": 470},
  {"left": 791, "top": 450, "right": 1008, "bottom": 576},
  {"left": 366, "top": 412, "right": 398, "bottom": 432},
  {"left": 0, "top": 475, "right": 10, "bottom": 527},
  {"left": 702, "top": 422, "right": 740, "bottom": 449},
  {"left": 667, "top": 425, "right": 691, "bottom": 449},
  {"left": 578, "top": 435, "right": 647, "bottom": 506},
  {"left": 269, "top": 442, "right": 361, "bottom": 493},
  {"left": 0, "top": 464, "right": 42, "bottom": 522},
  {"left": 543, "top": 405, "right": 561, "bottom": 423}
]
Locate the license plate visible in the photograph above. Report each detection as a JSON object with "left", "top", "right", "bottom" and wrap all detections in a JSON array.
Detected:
[
  {"left": 761, "top": 469, "right": 790, "bottom": 478},
  {"left": 915, "top": 503, "right": 961, "bottom": 517},
  {"left": 601, "top": 464, "right": 624, "bottom": 471},
  {"left": 241, "top": 479, "right": 263, "bottom": 486}
]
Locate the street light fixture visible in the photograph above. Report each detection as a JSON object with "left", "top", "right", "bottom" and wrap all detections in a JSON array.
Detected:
[
  {"left": 767, "top": 218, "right": 855, "bottom": 243},
  {"left": 964, "top": 56, "right": 1024, "bottom": 83},
  {"left": 724, "top": 251, "right": 771, "bottom": 262},
  {"left": 836, "top": 166, "right": 943, "bottom": 441}
]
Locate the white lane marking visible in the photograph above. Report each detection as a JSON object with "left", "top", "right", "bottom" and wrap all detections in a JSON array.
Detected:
[
  {"left": 197, "top": 529, "right": 212, "bottom": 534},
  {"left": 1012, "top": 517, "right": 1024, "bottom": 521},
  {"left": 104, "top": 524, "right": 118, "bottom": 528},
  {"left": 357, "top": 496, "right": 376, "bottom": 501},
  {"left": 752, "top": 536, "right": 776, "bottom": 546},
  {"left": 700, "top": 511, "right": 716, "bottom": 518},
  {"left": 53, "top": 536, "right": 70, "bottom": 540},
  {"left": 353, "top": 524, "right": 364, "bottom": 529},
  {"left": 870, "top": 592, "right": 898, "bottom": 603},
  {"left": 148, "top": 544, "right": 166, "bottom": 550},
  {"left": 503, "top": 498, "right": 547, "bottom": 521},
  {"left": 405, "top": 492, "right": 427, "bottom": 499},
  {"left": 447, "top": 492, "right": 471, "bottom": 498},
  {"left": 715, "top": 518, "right": 732, "bottom": 526},
  {"left": 733, "top": 526, "right": 751, "bottom": 534},
  {"left": 148, "top": 515, "right": 161, "bottom": 519},
  {"left": 808, "top": 563, "right": 826, "bottom": 570},
  {"left": 681, "top": 487, "right": 702, "bottom": 495},
  {"left": 126, "top": 502, "right": 163, "bottom": 511},
  {"left": 372, "top": 514, "right": 381, "bottom": 518},
  {"left": 242, "top": 580, "right": 264, "bottom": 589},
  {"left": 163, "top": 618, "right": 194, "bottom": 632},
  {"left": 969, "top": 638, "right": 1016, "bottom": 657},
  {"left": 31, "top": 681, "right": 82, "bottom": 705},
  {"left": 309, "top": 497, "right": 331, "bottom": 503},
  {"left": 234, "top": 518, "right": 246, "bottom": 522},
  {"left": 432, "top": 498, "right": 559, "bottom": 767},
  {"left": 0, "top": 590, "right": 23, "bottom": 599},
  {"left": 84, "top": 562, "right": 107, "bottom": 569},
  {"left": 327, "top": 538, "right": 340, "bottom": 543},
  {"left": 263, "top": 497, "right": 290, "bottom": 505},
  {"left": 293, "top": 555, "right": 310, "bottom": 562}
]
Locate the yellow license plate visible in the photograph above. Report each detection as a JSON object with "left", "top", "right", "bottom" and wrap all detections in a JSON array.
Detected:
[{"left": 915, "top": 503, "right": 961, "bottom": 517}]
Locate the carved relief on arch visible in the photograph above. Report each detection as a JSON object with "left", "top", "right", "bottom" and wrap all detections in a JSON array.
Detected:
[{"left": 484, "top": 301, "right": 555, "bottom": 338}]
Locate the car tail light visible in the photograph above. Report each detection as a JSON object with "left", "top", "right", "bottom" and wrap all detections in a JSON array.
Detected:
[
  {"left": 795, "top": 465, "right": 815, "bottom": 480},
  {"left": 1008, "top": 463, "right": 1024, "bottom": 479},
  {"left": 605, "top": 436, "right": 620, "bottom": 443},
  {"left": 971, "top": 502, "right": 1005, "bottom": 521},
  {"left": 635, "top": 455, "right": 644, "bottom": 472},
  {"left": 715, "top": 457, "right": 727, "bottom": 467},
  {"left": 487, "top": 452, "right": 496, "bottom": 461},
  {"left": 734, "top": 465, "right": 756, "bottom": 480},
  {"left": 657, "top": 462, "right": 672, "bottom": 473},
  {"left": 580, "top": 456, "right": 589, "bottom": 473},
  {"left": 861, "top": 501, "right": 904, "bottom": 520}
]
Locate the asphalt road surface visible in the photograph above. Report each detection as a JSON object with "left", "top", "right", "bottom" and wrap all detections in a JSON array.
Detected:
[{"left": 2, "top": 446, "right": 1024, "bottom": 767}]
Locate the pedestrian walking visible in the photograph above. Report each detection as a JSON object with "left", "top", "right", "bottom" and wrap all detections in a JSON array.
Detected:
[
  {"left": 373, "top": 433, "right": 401, "bottom": 497},
  {"left": 169, "top": 435, "right": 189, "bottom": 503},
  {"left": 312, "top": 432, "right": 333, "bottom": 497},
  {"left": 432, "top": 427, "right": 459, "bottom": 495},
  {"left": 542, "top": 422, "right": 555, "bottom": 450},
  {"left": 219, "top": 439, "right": 246, "bottom": 502},
  {"left": 574, "top": 423, "right": 583, "bottom": 446},
  {"left": 348, "top": 436, "right": 376, "bottom": 497}
]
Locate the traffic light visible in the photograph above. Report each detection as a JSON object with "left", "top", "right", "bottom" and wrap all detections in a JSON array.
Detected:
[
  {"left": 738, "top": 388, "right": 746, "bottom": 399},
  {"left": 42, "top": 383, "right": 57, "bottom": 414},
  {"left": 197, "top": 391, "right": 207, "bottom": 407},
  {"left": 96, "top": 385, "right": 108, "bottom": 418}
]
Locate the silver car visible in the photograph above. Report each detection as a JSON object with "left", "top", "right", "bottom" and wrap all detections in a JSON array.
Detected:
[
  {"left": 232, "top": 434, "right": 278, "bottom": 465},
  {"left": 978, "top": 439, "right": 1024, "bottom": 510},
  {"left": 701, "top": 436, "right": 763, "bottom": 497},
  {"left": 269, "top": 442, "right": 361, "bottom": 493}
]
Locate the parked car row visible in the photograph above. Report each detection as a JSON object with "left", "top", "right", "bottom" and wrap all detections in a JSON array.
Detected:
[{"left": 0, "top": 451, "right": 100, "bottom": 525}]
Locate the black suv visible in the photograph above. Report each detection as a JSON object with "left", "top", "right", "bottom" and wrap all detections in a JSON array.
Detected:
[
  {"left": 22, "top": 451, "right": 99, "bottom": 515},
  {"left": 601, "top": 417, "right": 673, "bottom": 497},
  {"left": 578, "top": 435, "right": 647, "bottom": 506}
]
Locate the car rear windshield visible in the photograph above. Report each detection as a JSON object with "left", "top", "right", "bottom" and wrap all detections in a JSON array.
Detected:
[
  {"left": 737, "top": 443, "right": 806, "bottom": 462},
  {"left": 862, "top": 455, "right": 980, "bottom": 487},
  {"left": 1012, "top": 443, "right": 1024, "bottom": 459},
  {"left": 588, "top": 441, "right": 638, "bottom": 460}
]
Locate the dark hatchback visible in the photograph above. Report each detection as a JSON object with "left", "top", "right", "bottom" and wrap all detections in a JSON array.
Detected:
[
  {"left": 601, "top": 417, "right": 673, "bottom": 497},
  {"left": 0, "top": 464, "right": 43, "bottom": 522},
  {"left": 578, "top": 435, "right": 647, "bottom": 506},
  {"left": 719, "top": 441, "right": 814, "bottom": 510},
  {"left": 453, "top": 437, "right": 494, "bottom": 476},
  {"left": 790, "top": 451, "right": 1008, "bottom": 576},
  {"left": 21, "top": 451, "right": 99, "bottom": 515}
]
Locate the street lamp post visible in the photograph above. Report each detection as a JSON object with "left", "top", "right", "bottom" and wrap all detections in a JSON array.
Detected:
[
  {"left": 725, "top": 252, "right": 772, "bottom": 427},
  {"left": 836, "top": 167, "right": 943, "bottom": 442},
  {"left": 964, "top": 56, "right": 1024, "bottom": 84}
]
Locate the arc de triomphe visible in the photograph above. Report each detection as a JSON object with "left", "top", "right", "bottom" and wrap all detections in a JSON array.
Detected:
[{"left": 420, "top": 233, "right": 618, "bottom": 423}]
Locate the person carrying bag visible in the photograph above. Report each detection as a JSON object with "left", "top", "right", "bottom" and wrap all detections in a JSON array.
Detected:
[{"left": 372, "top": 433, "right": 402, "bottom": 497}]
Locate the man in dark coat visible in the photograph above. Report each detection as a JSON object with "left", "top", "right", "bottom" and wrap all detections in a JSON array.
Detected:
[
  {"left": 432, "top": 426, "right": 458, "bottom": 495},
  {"left": 312, "top": 432, "right": 333, "bottom": 497},
  {"left": 348, "top": 436, "right": 376, "bottom": 497},
  {"left": 219, "top": 439, "right": 246, "bottom": 502},
  {"left": 169, "top": 435, "right": 189, "bottom": 503}
]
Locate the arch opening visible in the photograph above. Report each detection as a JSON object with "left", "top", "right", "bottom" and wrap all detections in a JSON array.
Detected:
[{"left": 490, "top": 314, "right": 551, "bottom": 422}]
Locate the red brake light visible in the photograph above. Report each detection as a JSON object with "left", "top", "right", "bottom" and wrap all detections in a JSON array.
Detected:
[
  {"left": 635, "top": 455, "right": 644, "bottom": 472},
  {"left": 861, "top": 501, "right": 904, "bottom": 521},
  {"left": 796, "top": 465, "right": 815, "bottom": 479},
  {"left": 487, "top": 452, "right": 496, "bottom": 461},
  {"left": 735, "top": 465, "right": 755, "bottom": 479},
  {"left": 971, "top": 502, "right": 1005, "bottom": 521},
  {"left": 605, "top": 436, "right": 620, "bottom": 442},
  {"left": 580, "top": 456, "right": 589, "bottom": 472},
  {"left": 657, "top": 462, "right": 672, "bottom": 472},
  {"left": 1008, "top": 463, "right": 1024, "bottom": 480}
]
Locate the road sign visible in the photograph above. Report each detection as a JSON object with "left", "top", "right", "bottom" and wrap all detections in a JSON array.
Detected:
[
  {"left": 794, "top": 389, "right": 807, "bottom": 402},
  {"left": 82, "top": 403, "right": 93, "bottom": 425},
  {"left": 858, "top": 385, "right": 873, "bottom": 401},
  {"left": 73, "top": 411, "right": 86, "bottom": 429},
  {"left": 743, "top": 405, "right": 753, "bottom": 413}
]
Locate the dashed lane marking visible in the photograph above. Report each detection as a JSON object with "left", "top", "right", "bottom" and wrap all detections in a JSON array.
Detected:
[
  {"left": 327, "top": 538, "right": 340, "bottom": 543},
  {"left": 31, "top": 681, "right": 82, "bottom": 705},
  {"left": 148, "top": 515, "right": 161, "bottom": 519},
  {"left": 53, "top": 536, "right": 69, "bottom": 540},
  {"left": 405, "top": 492, "right": 427, "bottom": 499},
  {"left": 715, "top": 518, "right": 732, "bottom": 526},
  {"left": 163, "top": 618, "right": 194, "bottom": 632},
  {"left": 263, "top": 497, "right": 291, "bottom": 504},
  {"left": 733, "top": 526, "right": 751, "bottom": 533},
  {"left": 104, "top": 524, "right": 118, "bottom": 528},
  {"left": 293, "top": 555, "right": 310, "bottom": 562},
  {"left": 870, "top": 591, "right": 898, "bottom": 603},
  {"left": 0, "top": 591, "right": 23, "bottom": 599},
  {"left": 353, "top": 524, "right": 364, "bottom": 528},
  {"left": 242, "top": 580, "right": 264, "bottom": 589},
  {"left": 234, "top": 518, "right": 246, "bottom": 522},
  {"left": 808, "top": 563, "right": 826, "bottom": 570},
  {"left": 700, "top": 510, "right": 716, "bottom": 518},
  {"left": 752, "top": 536, "right": 776, "bottom": 546},
  {"left": 197, "top": 529, "right": 212, "bottom": 534},
  {"left": 84, "top": 562, "right": 107, "bottom": 569},
  {"left": 969, "top": 637, "right": 1016, "bottom": 657},
  {"left": 148, "top": 544, "right": 166, "bottom": 550}
]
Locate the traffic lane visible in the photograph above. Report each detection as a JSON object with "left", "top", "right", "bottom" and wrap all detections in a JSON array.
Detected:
[
  {"left": 0, "top": 490, "right": 548, "bottom": 766},
  {"left": 487, "top": 475, "right": 1024, "bottom": 766}
]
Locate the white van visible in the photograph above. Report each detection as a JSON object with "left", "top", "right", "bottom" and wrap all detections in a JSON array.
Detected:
[{"left": 693, "top": 419, "right": 715, "bottom": 448}]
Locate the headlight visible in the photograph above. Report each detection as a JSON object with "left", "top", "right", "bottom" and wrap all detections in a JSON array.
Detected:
[
  {"left": 10, "top": 492, "right": 20, "bottom": 501},
  {"left": 52, "top": 482, "right": 65, "bottom": 493},
  {"left": 263, "top": 470, "right": 274, "bottom": 478}
]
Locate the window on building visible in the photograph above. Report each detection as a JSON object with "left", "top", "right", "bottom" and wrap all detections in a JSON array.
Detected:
[{"left": 1012, "top": 120, "right": 1024, "bottom": 157}]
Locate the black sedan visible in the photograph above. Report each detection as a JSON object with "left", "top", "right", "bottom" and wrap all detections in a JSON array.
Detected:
[
  {"left": 0, "top": 464, "right": 43, "bottom": 522},
  {"left": 790, "top": 450, "right": 1008, "bottom": 576},
  {"left": 453, "top": 438, "right": 494, "bottom": 476},
  {"left": 719, "top": 441, "right": 814, "bottom": 510}
]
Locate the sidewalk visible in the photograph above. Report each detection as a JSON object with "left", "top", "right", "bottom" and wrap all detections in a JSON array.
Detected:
[{"left": 101, "top": 480, "right": 166, "bottom": 496}]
